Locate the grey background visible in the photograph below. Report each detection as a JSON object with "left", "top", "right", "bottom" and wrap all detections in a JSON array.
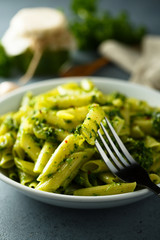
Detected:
[{"left": 0, "top": 1, "right": 160, "bottom": 239}]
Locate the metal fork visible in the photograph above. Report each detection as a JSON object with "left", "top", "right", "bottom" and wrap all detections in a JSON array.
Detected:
[{"left": 95, "top": 117, "right": 160, "bottom": 196}]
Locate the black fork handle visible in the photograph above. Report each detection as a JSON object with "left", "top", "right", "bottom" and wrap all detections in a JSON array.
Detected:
[{"left": 144, "top": 179, "right": 160, "bottom": 197}]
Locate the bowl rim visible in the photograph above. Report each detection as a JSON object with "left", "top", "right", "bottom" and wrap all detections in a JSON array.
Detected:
[
  {"left": 0, "top": 76, "right": 158, "bottom": 203},
  {"left": 1, "top": 76, "right": 159, "bottom": 103}
]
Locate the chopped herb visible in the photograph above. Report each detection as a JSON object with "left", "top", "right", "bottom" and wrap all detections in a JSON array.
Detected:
[
  {"left": 89, "top": 132, "right": 92, "bottom": 138},
  {"left": 106, "top": 109, "right": 122, "bottom": 120},
  {"left": 66, "top": 157, "right": 74, "bottom": 164},
  {"left": 125, "top": 138, "right": 153, "bottom": 170},
  {"left": 91, "top": 129, "right": 96, "bottom": 134},
  {"left": 152, "top": 111, "right": 160, "bottom": 133},
  {"left": 6, "top": 153, "right": 12, "bottom": 156},
  {"left": 74, "top": 143, "right": 78, "bottom": 150},
  {"left": 75, "top": 125, "right": 82, "bottom": 135},
  {"left": 4, "top": 117, "right": 19, "bottom": 131},
  {"left": 112, "top": 92, "right": 126, "bottom": 101},
  {"left": 65, "top": 120, "right": 72, "bottom": 124},
  {"left": 33, "top": 119, "right": 57, "bottom": 142},
  {"left": 47, "top": 173, "right": 53, "bottom": 178},
  {"left": 91, "top": 95, "right": 96, "bottom": 102}
]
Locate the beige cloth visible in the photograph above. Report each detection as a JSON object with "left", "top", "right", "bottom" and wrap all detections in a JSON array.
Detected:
[{"left": 99, "top": 36, "right": 160, "bottom": 89}]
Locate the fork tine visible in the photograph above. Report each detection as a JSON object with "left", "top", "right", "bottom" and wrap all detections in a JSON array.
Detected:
[
  {"left": 105, "top": 117, "right": 137, "bottom": 165},
  {"left": 100, "top": 122, "right": 130, "bottom": 167},
  {"left": 97, "top": 130, "right": 124, "bottom": 170},
  {"left": 95, "top": 139, "right": 118, "bottom": 173}
]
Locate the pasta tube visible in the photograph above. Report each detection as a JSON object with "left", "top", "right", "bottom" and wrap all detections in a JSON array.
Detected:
[
  {"left": 34, "top": 141, "right": 57, "bottom": 174},
  {"left": 20, "top": 133, "right": 41, "bottom": 162},
  {"left": 0, "top": 148, "right": 14, "bottom": 169},
  {"left": 74, "top": 182, "right": 137, "bottom": 196},
  {"left": 37, "top": 134, "right": 84, "bottom": 181},
  {"left": 14, "top": 157, "right": 38, "bottom": 177},
  {"left": 80, "top": 104, "right": 105, "bottom": 145},
  {"left": 18, "top": 170, "right": 35, "bottom": 186},
  {"left": 81, "top": 159, "right": 109, "bottom": 173}
]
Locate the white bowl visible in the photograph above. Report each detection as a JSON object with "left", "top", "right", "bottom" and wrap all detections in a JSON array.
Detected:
[{"left": 0, "top": 77, "right": 158, "bottom": 209}]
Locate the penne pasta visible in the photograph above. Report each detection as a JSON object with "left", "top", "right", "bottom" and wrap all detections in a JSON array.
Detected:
[
  {"left": 37, "top": 134, "right": 84, "bottom": 181},
  {"left": 34, "top": 141, "right": 57, "bottom": 174},
  {"left": 74, "top": 182, "right": 137, "bottom": 196},
  {"left": 81, "top": 159, "right": 109, "bottom": 173}
]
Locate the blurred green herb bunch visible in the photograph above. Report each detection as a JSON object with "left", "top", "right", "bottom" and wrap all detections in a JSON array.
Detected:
[{"left": 70, "top": 0, "right": 146, "bottom": 50}]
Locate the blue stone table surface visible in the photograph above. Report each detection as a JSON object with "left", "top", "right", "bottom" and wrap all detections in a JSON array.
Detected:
[{"left": 0, "top": 1, "right": 160, "bottom": 239}]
